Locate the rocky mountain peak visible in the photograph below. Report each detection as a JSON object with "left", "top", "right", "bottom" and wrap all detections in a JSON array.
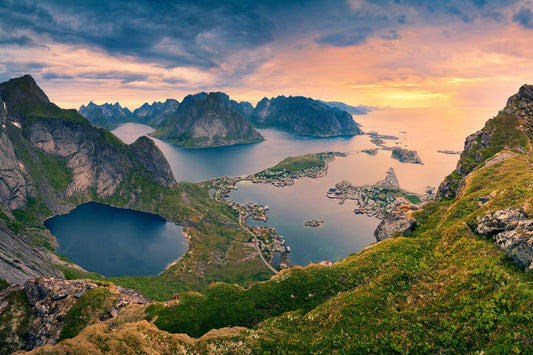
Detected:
[
  {"left": 0, "top": 75, "right": 50, "bottom": 117},
  {"left": 205, "top": 92, "right": 227, "bottom": 110},
  {"left": 514, "top": 84, "right": 533, "bottom": 102}
]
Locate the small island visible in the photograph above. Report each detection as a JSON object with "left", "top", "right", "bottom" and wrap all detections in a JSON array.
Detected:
[
  {"left": 390, "top": 148, "right": 423, "bottom": 164},
  {"left": 437, "top": 150, "right": 461, "bottom": 155},
  {"left": 366, "top": 132, "right": 423, "bottom": 164},
  {"left": 304, "top": 219, "right": 324, "bottom": 227}
]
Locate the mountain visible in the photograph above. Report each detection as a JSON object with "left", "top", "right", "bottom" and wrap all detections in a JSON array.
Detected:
[
  {"left": 151, "top": 92, "right": 264, "bottom": 148},
  {"left": 251, "top": 95, "right": 362, "bottom": 136},
  {"left": 0, "top": 75, "right": 177, "bottom": 282},
  {"left": 78, "top": 101, "right": 133, "bottom": 130},
  {"left": 319, "top": 100, "right": 374, "bottom": 115},
  {"left": 131, "top": 99, "right": 180, "bottom": 126},
  {"left": 2, "top": 84, "right": 532, "bottom": 353}
]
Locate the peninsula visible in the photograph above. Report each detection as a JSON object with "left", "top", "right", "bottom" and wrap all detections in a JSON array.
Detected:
[{"left": 327, "top": 168, "right": 428, "bottom": 218}]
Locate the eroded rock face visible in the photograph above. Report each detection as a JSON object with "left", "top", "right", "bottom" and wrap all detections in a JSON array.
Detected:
[
  {"left": 374, "top": 205, "right": 417, "bottom": 242},
  {"left": 476, "top": 208, "right": 533, "bottom": 269},
  {"left": 0, "top": 277, "right": 152, "bottom": 351},
  {"left": 0, "top": 131, "right": 35, "bottom": 209}
]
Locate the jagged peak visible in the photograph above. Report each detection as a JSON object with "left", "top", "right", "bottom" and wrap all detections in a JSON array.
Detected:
[{"left": 505, "top": 84, "right": 533, "bottom": 108}]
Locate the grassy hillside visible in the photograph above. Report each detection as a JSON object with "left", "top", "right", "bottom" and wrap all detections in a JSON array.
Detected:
[{"left": 24, "top": 152, "right": 533, "bottom": 354}]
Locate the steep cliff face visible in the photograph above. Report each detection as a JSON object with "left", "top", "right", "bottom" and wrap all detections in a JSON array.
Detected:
[
  {"left": 0, "top": 130, "right": 35, "bottom": 210},
  {"left": 251, "top": 96, "right": 362, "bottom": 136},
  {"left": 152, "top": 92, "right": 264, "bottom": 148}
]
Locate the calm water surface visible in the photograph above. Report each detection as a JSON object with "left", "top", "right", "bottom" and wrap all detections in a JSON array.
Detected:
[
  {"left": 111, "top": 106, "right": 491, "bottom": 266},
  {"left": 45, "top": 202, "right": 187, "bottom": 277}
]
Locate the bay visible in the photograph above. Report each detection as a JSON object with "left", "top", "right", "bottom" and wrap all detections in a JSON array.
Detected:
[{"left": 109, "top": 107, "right": 489, "bottom": 266}]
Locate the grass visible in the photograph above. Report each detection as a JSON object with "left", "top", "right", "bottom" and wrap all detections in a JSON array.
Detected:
[
  {"left": 406, "top": 195, "right": 423, "bottom": 204},
  {"left": 268, "top": 154, "right": 325, "bottom": 173},
  {"left": 139, "top": 154, "right": 533, "bottom": 353},
  {"left": 36, "top": 150, "right": 72, "bottom": 193},
  {"left": 56, "top": 265, "right": 104, "bottom": 281},
  {"left": 0, "top": 279, "right": 9, "bottom": 292},
  {"left": 59, "top": 287, "right": 117, "bottom": 341},
  {"left": 0, "top": 289, "right": 36, "bottom": 354}
]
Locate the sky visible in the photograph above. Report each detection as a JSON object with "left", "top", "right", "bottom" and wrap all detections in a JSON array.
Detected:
[{"left": 1, "top": 0, "right": 533, "bottom": 113}]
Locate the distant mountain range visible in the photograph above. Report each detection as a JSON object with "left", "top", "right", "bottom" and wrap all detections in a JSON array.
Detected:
[
  {"left": 78, "top": 102, "right": 132, "bottom": 129},
  {"left": 319, "top": 100, "right": 374, "bottom": 115},
  {"left": 79, "top": 94, "right": 368, "bottom": 147}
]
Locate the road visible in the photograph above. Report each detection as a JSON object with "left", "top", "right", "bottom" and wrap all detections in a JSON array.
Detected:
[{"left": 239, "top": 212, "right": 279, "bottom": 275}]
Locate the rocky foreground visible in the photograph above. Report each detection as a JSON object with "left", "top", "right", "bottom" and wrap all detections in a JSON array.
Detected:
[{"left": 0, "top": 277, "right": 151, "bottom": 352}]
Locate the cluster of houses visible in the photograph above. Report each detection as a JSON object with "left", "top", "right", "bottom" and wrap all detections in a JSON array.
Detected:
[
  {"left": 251, "top": 165, "right": 324, "bottom": 188},
  {"left": 327, "top": 181, "right": 401, "bottom": 219}
]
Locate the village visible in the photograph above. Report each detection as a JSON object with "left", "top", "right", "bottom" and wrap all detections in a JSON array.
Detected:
[{"left": 326, "top": 168, "right": 429, "bottom": 219}]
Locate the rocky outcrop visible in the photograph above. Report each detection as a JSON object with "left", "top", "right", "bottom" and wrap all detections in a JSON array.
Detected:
[
  {"left": 250, "top": 96, "right": 362, "bottom": 137},
  {"left": 0, "top": 277, "right": 152, "bottom": 352},
  {"left": 374, "top": 205, "right": 417, "bottom": 241},
  {"left": 0, "top": 221, "right": 72, "bottom": 284},
  {"left": 476, "top": 208, "right": 533, "bottom": 269},
  {"left": 152, "top": 92, "right": 264, "bottom": 148},
  {"left": 129, "top": 136, "right": 176, "bottom": 188}
]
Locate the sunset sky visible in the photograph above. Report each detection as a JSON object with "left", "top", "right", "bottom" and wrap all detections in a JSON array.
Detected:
[{"left": 1, "top": 0, "right": 533, "bottom": 113}]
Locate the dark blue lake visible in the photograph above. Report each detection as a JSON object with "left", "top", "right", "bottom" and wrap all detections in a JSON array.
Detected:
[{"left": 45, "top": 202, "right": 187, "bottom": 277}]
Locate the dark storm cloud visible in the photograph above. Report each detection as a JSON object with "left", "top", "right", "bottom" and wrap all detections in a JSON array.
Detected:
[
  {"left": 0, "top": 0, "right": 276, "bottom": 69},
  {"left": 0, "top": 0, "right": 527, "bottom": 85},
  {"left": 513, "top": 6, "right": 533, "bottom": 29}
]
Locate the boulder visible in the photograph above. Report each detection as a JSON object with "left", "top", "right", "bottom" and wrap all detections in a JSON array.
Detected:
[
  {"left": 374, "top": 205, "right": 417, "bottom": 242},
  {"left": 477, "top": 208, "right": 533, "bottom": 269}
]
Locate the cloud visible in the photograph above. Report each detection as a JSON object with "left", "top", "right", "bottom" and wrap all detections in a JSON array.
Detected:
[
  {"left": 381, "top": 30, "right": 401, "bottom": 40},
  {"left": 512, "top": 6, "right": 533, "bottom": 29},
  {"left": 0, "top": 0, "right": 276, "bottom": 70},
  {"left": 316, "top": 26, "right": 374, "bottom": 47}
]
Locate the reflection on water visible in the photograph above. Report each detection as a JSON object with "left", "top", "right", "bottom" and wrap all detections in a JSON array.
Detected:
[{"left": 111, "top": 107, "right": 490, "bottom": 266}]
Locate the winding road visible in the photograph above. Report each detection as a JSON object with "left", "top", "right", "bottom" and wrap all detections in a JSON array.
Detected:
[{"left": 239, "top": 212, "right": 279, "bottom": 275}]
